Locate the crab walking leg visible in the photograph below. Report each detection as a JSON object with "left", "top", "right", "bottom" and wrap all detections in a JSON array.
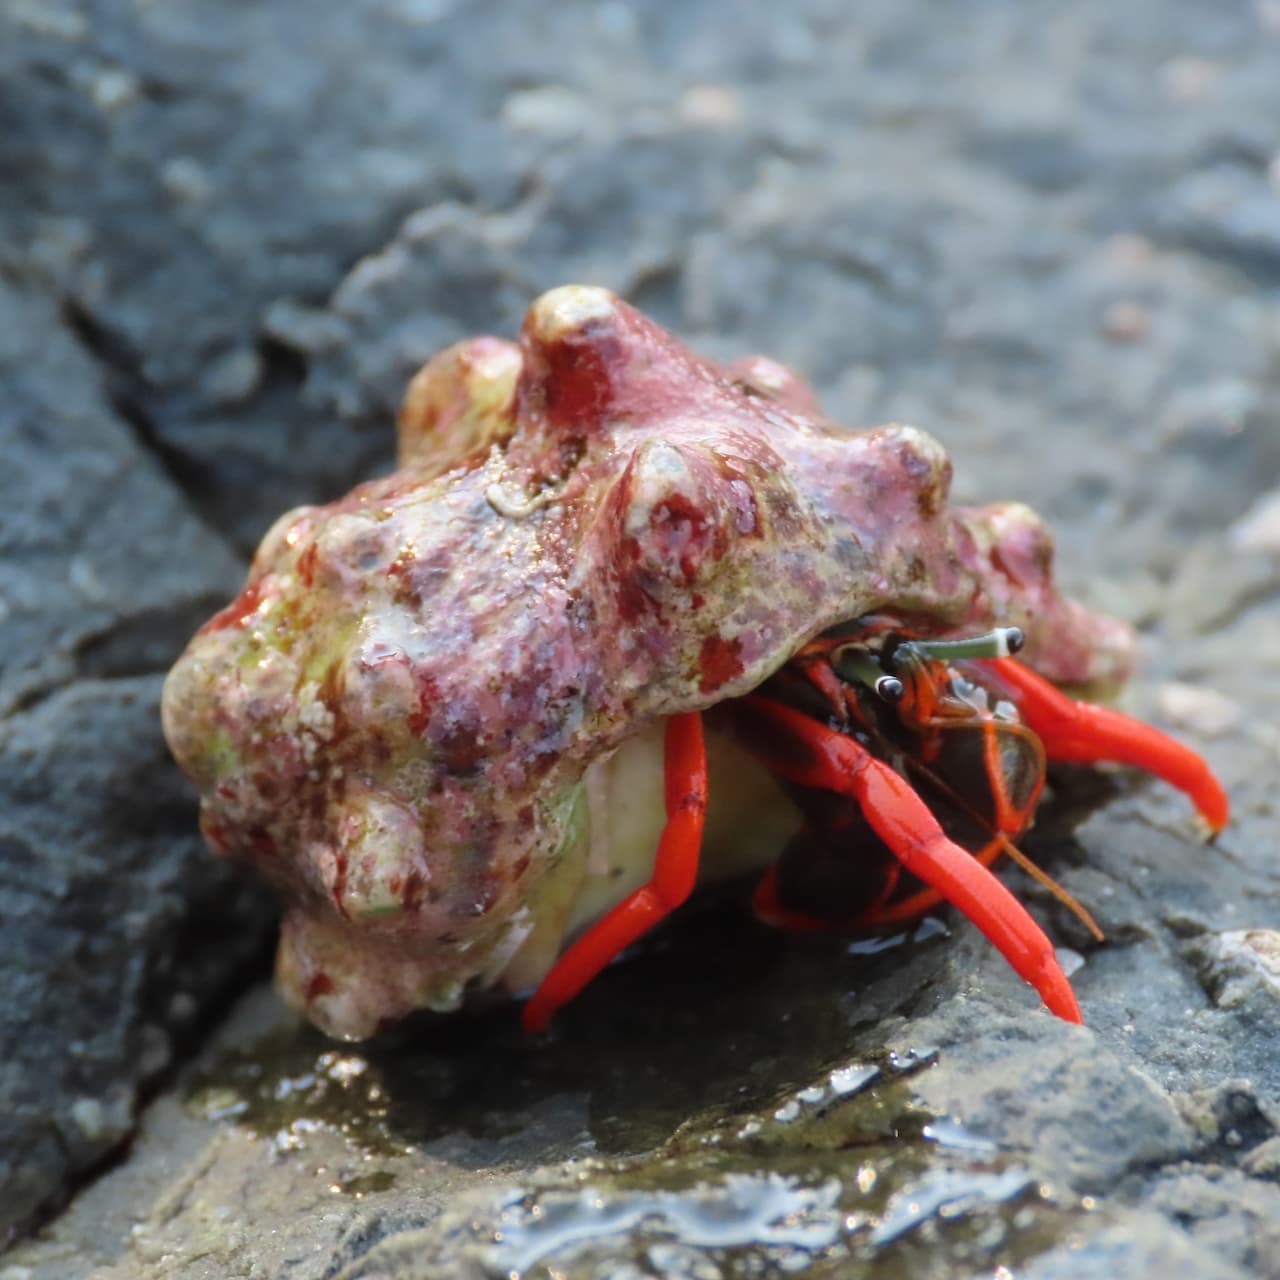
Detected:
[
  {"left": 751, "top": 850, "right": 906, "bottom": 932},
  {"left": 738, "top": 697, "right": 1083, "bottom": 1024},
  {"left": 982, "top": 659, "right": 1230, "bottom": 834},
  {"left": 522, "top": 712, "right": 709, "bottom": 1032}
]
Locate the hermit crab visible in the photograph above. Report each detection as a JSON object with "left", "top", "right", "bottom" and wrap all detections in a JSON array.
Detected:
[{"left": 162, "top": 285, "right": 1228, "bottom": 1041}]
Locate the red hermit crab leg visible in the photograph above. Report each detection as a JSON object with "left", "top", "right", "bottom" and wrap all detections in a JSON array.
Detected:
[
  {"left": 522, "top": 712, "right": 708, "bottom": 1032},
  {"left": 739, "top": 696, "right": 1083, "bottom": 1023},
  {"left": 982, "top": 658, "right": 1230, "bottom": 834}
]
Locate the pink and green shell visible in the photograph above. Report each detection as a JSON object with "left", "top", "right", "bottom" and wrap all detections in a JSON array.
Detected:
[{"left": 161, "top": 285, "right": 1133, "bottom": 1040}]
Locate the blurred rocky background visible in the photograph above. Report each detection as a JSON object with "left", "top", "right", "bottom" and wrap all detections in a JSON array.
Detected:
[{"left": 2, "top": 1, "right": 1279, "bottom": 1276}]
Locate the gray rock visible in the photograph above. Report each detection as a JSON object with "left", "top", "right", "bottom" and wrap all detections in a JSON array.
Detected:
[
  {"left": 1018, "top": 1213, "right": 1250, "bottom": 1280},
  {"left": 1143, "top": 1168, "right": 1280, "bottom": 1280},
  {"left": 0, "top": 279, "right": 242, "bottom": 715},
  {"left": 884, "top": 1001, "right": 1199, "bottom": 1190},
  {"left": 0, "top": 274, "right": 272, "bottom": 1241},
  {"left": 0, "top": 678, "right": 272, "bottom": 1243},
  {"left": 1185, "top": 930, "right": 1280, "bottom": 1012}
]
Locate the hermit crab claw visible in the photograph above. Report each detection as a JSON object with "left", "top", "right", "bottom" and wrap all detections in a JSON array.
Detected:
[
  {"left": 163, "top": 284, "right": 1225, "bottom": 1040},
  {"left": 975, "top": 658, "right": 1230, "bottom": 836},
  {"left": 721, "top": 694, "right": 1084, "bottom": 1024}
]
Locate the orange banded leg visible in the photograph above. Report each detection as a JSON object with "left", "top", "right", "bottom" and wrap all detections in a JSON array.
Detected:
[
  {"left": 738, "top": 695, "right": 1083, "bottom": 1024},
  {"left": 983, "top": 658, "right": 1230, "bottom": 834},
  {"left": 522, "top": 712, "right": 708, "bottom": 1032}
]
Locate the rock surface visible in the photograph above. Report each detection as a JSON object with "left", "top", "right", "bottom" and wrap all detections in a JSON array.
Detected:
[
  {"left": 2, "top": 0, "right": 1279, "bottom": 1275},
  {"left": 0, "top": 276, "right": 272, "bottom": 1243}
]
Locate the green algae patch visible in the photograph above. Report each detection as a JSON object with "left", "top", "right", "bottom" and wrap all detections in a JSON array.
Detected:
[{"left": 189, "top": 1031, "right": 414, "bottom": 1158}]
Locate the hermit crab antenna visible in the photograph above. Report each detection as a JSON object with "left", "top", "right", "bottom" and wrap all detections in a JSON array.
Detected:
[
  {"left": 894, "top": 626, "right": 1025, "bottom": 665},
  {"left": 833, "top": 647, "right": 905, "bottom": 702},
  {"left": 994, "top": 834, "right": 1105, "bottom": 942}
]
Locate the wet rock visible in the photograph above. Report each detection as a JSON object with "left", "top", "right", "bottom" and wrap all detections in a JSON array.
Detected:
[
  {"left": 1241, "top": 1136, "right": 1280, "bottom": 1180},
  {"left": 0, "top": 679, "right": 272, "bottom": 1243},
  {"left": 1156, "top": 162, "right": 1280, "bottom": 285},
  {"left": 1018, "top": 1212, "right": 1249, "bottom": 1280},
  {"left": 0, "top": 276, "right": 276, "bottom": 1242},
  {"left": 883, "top": 1001, "right": 1198, "bottom": 1189},
  {"left": 1142, "top": 1168, "right": 1280, "bottom": 1279},
  {"left": 0, "top": 279, "right": 242, "bottom": 716},
  {"left": 1185, "top": 930, "right": 1280, "bottom": 1011}
]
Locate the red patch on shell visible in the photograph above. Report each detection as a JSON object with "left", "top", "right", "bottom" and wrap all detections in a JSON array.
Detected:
[
  {"left": 332, "top": 852, "right": 349, "bottom": 916},
  {"left": 698, "top": 634, "right": 743, "bottom": 694},
  {"left": 612, "top": 530, "right": 656, "bottom": 625},
  {"left": 200, "top": 814, "right": 228, "bottom": 852},
  {"left": 386, "top": 546, "right": 414, "bottom": 579},
  {"left": 400, "top": 868, "right": 426, "bottom": 911},
  {"left": 250, "top": 828, "right": 277, "bottom": 856},
  {"left": 296, "top": 543, "right": 318, "bottom": 587},
  {"left": 408, "top": 675, "right": 438, "bottom": 737},
  {"left": 306, "top": 972, "right": 334, "bottom": 1001},
  {"left": 537, "top": 330, "right": 619, "bottom": 430},
  {"left": 652, "top": 492, "right": 714, "bottom": 582},
  {"left": 198, "top": 579, "right": 265, "bottom": 634}
]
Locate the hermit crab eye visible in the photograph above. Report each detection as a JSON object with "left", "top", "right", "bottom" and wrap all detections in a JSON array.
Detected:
[
  {"left": 875, "top": 675, "right": 905, "bottom": 702},
  {"left": 833, "top": 646, "right": 903, "bottom": 702}
]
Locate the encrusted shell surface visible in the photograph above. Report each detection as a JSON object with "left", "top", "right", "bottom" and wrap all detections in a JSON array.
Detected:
[{"left": 162, "top": 285, "right": 1133, "bottom": 1039}]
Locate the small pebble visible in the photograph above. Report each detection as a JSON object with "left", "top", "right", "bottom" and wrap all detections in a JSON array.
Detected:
[
  {"left": 1156, "top": 682, "right": 1242, "bottom": 737},
  {"left": 501, "top": 85, "right": 591, "bottom": 138},
  {"left": 162, "top": 157, "right": 212, "bottom": 206},
  {"left": 92, "top": 69, "right": 139, "bottom": 112},
  {"left": 680, "top": 85, "right": 742, "bottom": 129},
  {"left": 1159, "top": 56, "right": 1220, "bottom": 101},
  {"left": 1101, "top": 300, "right": 1150, "bottom": 343},
  {"left": 201, "top": 347, "right": 263, "bottom": 406},
  {"left": 1101, "top": 233, "right": 1155, "bottom": 272},
  {"left": 1193, "top": 930, "right": 1280, "bottom": 1009},
  {"left": 1231, "top": 489, "right": 1280, "bottom": 554},
  {"left": 70, "top": 1097, "right": 107, "bottom": 1141},
  {"left": 1242, "top": 1134, "right": 1280, "bottom": 1178}
]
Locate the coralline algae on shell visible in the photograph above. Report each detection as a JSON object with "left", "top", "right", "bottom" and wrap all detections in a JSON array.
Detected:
[{"left": 162, "top": 285, "right": 1133, "bottom": 1039}]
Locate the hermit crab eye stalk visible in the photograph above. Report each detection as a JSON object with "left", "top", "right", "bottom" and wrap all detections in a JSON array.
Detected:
[
  {"left": 891, "top": 626, "right": 1025, "bottom": 668},
  {"left": 832, "top": 647, "right": 905, "bottom": 702}
]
